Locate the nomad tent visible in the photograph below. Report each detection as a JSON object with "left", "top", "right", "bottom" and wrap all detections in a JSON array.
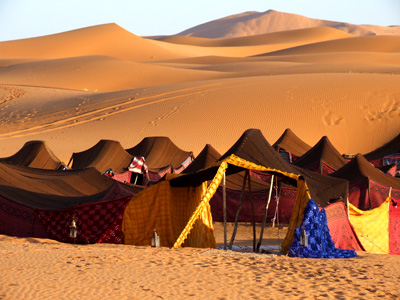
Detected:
[
  {"left": 162, "top": 129, "right": 349, "bottom": 253},
  {"left": 294, "top": 136, "right": 348, "bottom": 175},
  {"left": 0, "top": 140, "right": 65, "bottom": 170},
  {"left": 331, "top": 154, "right": 400, "bottom": 210},
  {"left": 0, "top": 162, "right": 141, "bottom": 243},
  {"left": 126, "top": 136, "right": 194, "bottom": 182},
  {"left": 68, "top": 140, "right": 134, "bottom": 174},
  {"left": 272, "top": 128, "right": 311, "bottom": 163},
  {"left": 365, "top": 133, "right": 400, "bottom": 176}
]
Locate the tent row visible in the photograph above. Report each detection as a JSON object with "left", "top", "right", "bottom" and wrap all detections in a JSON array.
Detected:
[{"left": 1, "top": 129, "right": 400, "bottom": 256}]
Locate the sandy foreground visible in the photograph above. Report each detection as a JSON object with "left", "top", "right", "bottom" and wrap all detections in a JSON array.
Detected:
[{"left": 1, "top": 223, "right": 399, "bottom": 300}]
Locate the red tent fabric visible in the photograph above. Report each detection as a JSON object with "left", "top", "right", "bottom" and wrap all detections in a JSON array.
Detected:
[
  {"left": 389, "top": 199, "right": 400, "bottom": 255},
  {"left": 324, "top": 202, "right": 364, "bottom": 251},
  {"left": 36, "top": 197, "right": 131, "bottom": 244},
  {"left": 0, "top": 195, "right": 47, "bottom": 238}
]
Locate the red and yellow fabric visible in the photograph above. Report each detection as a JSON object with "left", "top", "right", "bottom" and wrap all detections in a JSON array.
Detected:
[
  {"left": 122, "top": 180, "right": 216, "bottom": 248},
  {"left": 349, "top": 197, "right": 390, "bottom": 254}
]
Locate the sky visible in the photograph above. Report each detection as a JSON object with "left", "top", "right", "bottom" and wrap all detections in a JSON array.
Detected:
[{"left": 0, "top": 0, "right": 399, "bottom": 41}]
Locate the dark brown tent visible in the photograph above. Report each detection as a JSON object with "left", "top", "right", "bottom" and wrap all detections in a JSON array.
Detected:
[
  {"left": 0, "top": 162, "right": 141, "bottom": 241},
  {"left": 272, "top": 128, "right": 311, "bottom": 162},
  {"left": 171, "top": 129, "right": 349, "bottom": 207},
  {"left": 182, "top": 144, "right": 220, "bottom": 174},
  {"left": 294, "top": 136, "right": 348, "bottom": 175},
  {"left": 68, "top": 140, "right": 134, "bottom": 174},
  {"left": 364, "top": 133, "right": 400, "bottom": 176},
  {"left": 331, "top": 154, "right": 400, "bottom": 210},
  {"left": 364, "top": 133, "right": 400, "bottom": 163},
  {"left": 0, "top": 162, "right": 141, "bottom": 209},
  {"left": 126, "top": 136, "right": 194, "bottom": 174},
  {"left": 0, "top": 140, "right": 64, "bottom": 170}
]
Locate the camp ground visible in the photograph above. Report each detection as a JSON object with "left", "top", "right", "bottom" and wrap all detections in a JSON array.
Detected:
[{"left": 0, "top": 128, "right": 400, "bottom": 258}]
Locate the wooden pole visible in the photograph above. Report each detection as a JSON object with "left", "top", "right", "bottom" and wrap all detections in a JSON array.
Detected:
[
  {"left": 229, "top": 171, "right": 249, "bottom": 249},
  {"left": 223, "top": 172, "right": 227, "bottom": 250},
  {"left": 248, "top": 171, "right": 256, "bottom": 252},
  {"left": 256, "top": 174, "right": 275, "bottom": 253}
]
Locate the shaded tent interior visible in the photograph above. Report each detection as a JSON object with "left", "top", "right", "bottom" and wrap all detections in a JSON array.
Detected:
[
  {"left": 68, "top": 140, "right": 134, "bottom": 174},
  {"left": 293, "top": 136, "right": 348, "bottom": 174},
  {"left": 0, "top": 140, "right": 65, "bottom": 170},
  {"left": 0, "top": 162, "right": 141, "bottom": 209},
  {"left": 272, "top": 128, "right": 311, "bottom": 161},
  {"left": 126, "top": 136, "right": 194, "bottom": 173}
]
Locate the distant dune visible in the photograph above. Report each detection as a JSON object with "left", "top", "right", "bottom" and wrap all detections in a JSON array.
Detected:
[
  {"left": 0, "top": 10, "right": 399, "bottom": 164},
  {"left": 176, "top": 9, "right": 400, "bottom": 38}
]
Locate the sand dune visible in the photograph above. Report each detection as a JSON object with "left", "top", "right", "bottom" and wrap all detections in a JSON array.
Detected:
[
  {"left": 177, "top": 9, "right": 400, "bottom": 38},
  {"left": 0, "top": 55, "right": 224, "bottom": 92},
  {"left": 261, "top": 35, "right": 400, "bottom": 56},
  {"left": 0, "top": 23, "right": 183, "bottom": 62},
  {"left": 159, "top": 26, "right": 354, "bottom": 47}
]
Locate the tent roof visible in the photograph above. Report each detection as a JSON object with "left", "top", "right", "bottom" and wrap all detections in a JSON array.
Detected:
[
  {"left": 364, "top": 133, "right": 400, "bottom": 161},
  {"left": 170, "top": 129, "right": 348, "bottom": 206},
  {"left": 294, "top": 136, "right": 348, "bottom": 171},
  {"left": 331, "top": 153, "right": 400, "bottom": 189},
  {"left": 126, "top": 136, "right": 193, "bottom": 170},
  {"left": 0, "top": 162, "right": 140, "bottom": 209},
  {"left": 0, "top": 140, "right": 64, "bottom": 170},
  {"left": 272, "top": 128, "right": 311, "bottom": 157},
  {"left": 182, "top": 143, "right": 270, "bottom": 191},
  {"left": 70, "top": 140, "right": 133, "bottom": 173},
  {"left": 182, "top": 144, "right": 220, "bottom": 174}
]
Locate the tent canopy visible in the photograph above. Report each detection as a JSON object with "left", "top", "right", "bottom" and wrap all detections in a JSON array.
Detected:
[
  {"left": 126, "top": 136, "right": 194, "bottom": 171},
  {"left": 331, "top": 154, "right": 400, "bottom": 189},
  {"left": 171, "top": 129, "right": 348, "bottom": 207},
  {"left": 0, "top": 162, "right": 140, "bottom": 209},
  {"left": 272, "top": 128, "right": 311, "bottom": 158},
  {"left": 365, "top": 133, "right": 400, "bottom": 161},
  {"left": 294, "top": 136, "right": 348, "bottom": 171},
  {"left": 0, "top": 140, "right": 64, "bottom": 170},
  {"left": 69, "top": 140, "right": 133, "bottom": 174}
]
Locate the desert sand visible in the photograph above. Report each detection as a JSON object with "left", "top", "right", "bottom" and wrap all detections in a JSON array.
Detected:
[
  {"left": 1, "top": 224, "right": 400, "bottom": 300},
  {"left": 0, "top": 10, "right": 400, "bottom": 300}
]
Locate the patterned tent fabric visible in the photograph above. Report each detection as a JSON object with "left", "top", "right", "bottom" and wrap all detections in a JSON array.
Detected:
[
  {"left": 122, "top": 180, "right": 215, "bottom": 248},
  {"left": 36, "top": 197, "right": 131, "bottom": 244},
  {"left": 389, "top": 199, "right": 400, "bottom": 255},
  {"left": 289, "top": 199, "right": 357, "bottom": 258},
  {"left": 0, "top": 195, "right": 47, "bottom": 238},
  {"left": 383, "top": 154, "right": 400, "bottom": 177},
  {"left": 210, "top": 185, "right": 296, "bottom": 225},
  {"left": 349, "top": 198, "right": 390, "bottom": 254},
  {"left": 324, "top": 202, "right": 364, "bottom": 251}
]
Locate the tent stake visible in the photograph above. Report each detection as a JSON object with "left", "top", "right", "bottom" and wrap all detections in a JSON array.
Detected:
[
  {"left": 256, "top": 174, "right": 275, "bottom": 253},
  {"left": 229, "top": 171, "right": 249, "bottom": 249},
  {"left": 223, "top": 172, "right": 227, "bottom": 250},
  {"left": 248, "top": 171, "right": 256, "bottom": 252}
]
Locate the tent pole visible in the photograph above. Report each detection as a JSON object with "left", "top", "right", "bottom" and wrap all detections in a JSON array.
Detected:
[
  {"left": 256, "top": 174, "right": 275, "bottom": 253},
  {"left": 229, "top": 171, "right": 248, "bottom": 249},
  {"left": 223, "top": 172, "right": 227, "bottom": 250},
  {"left": 248, "top": 171, "right": 256, "bottom": 252}
]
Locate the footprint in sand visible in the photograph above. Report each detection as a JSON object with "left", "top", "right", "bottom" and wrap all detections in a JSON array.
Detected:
[
  {"left": 366, "top": 99, "right": 400, "bottom": 122},
  {"left": 322, "top": 111, "right": 344, "bottom": 126}
]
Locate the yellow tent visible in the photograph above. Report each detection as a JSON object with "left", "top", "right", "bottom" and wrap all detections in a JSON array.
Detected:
[{"left": 122, "top": 154, "right": 311, "bottom": 252}]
